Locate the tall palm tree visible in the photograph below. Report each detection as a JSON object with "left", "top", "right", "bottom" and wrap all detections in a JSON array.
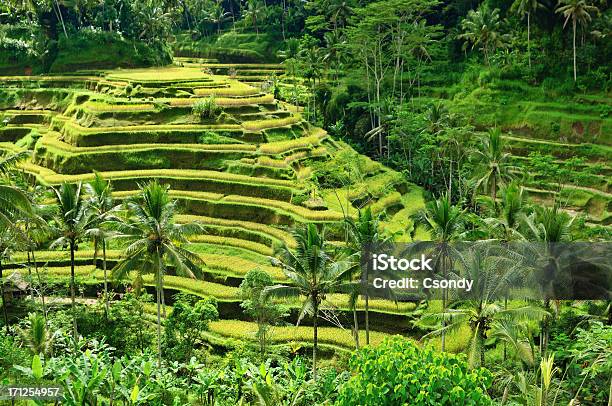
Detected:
[
  {"left": 480, "top": 181, "right": 529, "bottom": 361},
  {"left": 242, "top": 0, "right": 265, "bottom": 35},
  {"left": 511, "top": 0, "right": 544, "bottom": 68},
  {"left": 327, "top": 0, "right": 352, "bottom": 32},
  {"left": 522, "top": 204, "right": 574, "bottom": 355},
  {"left": 208, "top": 1, "right": 232, "bottom": 34},
  {"left": 112, "top": 180, "right": 204, "bottom": 367},
  {"left": 84, "top": 173, "right": 118, "bottom": 317},
  {"left": 471, "top": 128, "right": 519, "bottom": 203},
  {"left": 411, "top": 194, "right": 466, "bottom": 352},
  {"left": 50, "top": 182, "right": 93, "bottom": 345},
  {"left": 458, "top": 6, "right": 510, "bottom": 65},
  {"left": 420, "top": 244, "right": 546, "bottom": 368},
  {"left": 345, "top": 207, "right": 389, "bottom": 346},
  {"left": 555, "top": 0, "right": 599, "bottom": 82},
  {"left": 266, "top": 224, "right": 352, "bottom": 380},
  {"left": 0, "top": 151, "right": 32, "bottom": 333}
]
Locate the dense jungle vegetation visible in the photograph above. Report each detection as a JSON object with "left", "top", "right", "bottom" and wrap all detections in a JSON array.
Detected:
[{"left": 0, "top": 0, "right": 611, "bottom": 404}]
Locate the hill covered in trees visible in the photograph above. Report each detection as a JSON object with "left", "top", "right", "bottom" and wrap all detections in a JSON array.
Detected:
[{"left": 0, "top": 0, "right": 610, "bottom": 405}]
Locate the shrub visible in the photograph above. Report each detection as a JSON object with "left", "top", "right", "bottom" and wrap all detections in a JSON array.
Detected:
[
  {"left": 335, "top": 337, "right": 493, "bottom": 405},
  {"left": 192, "top": 95, "right": 222, "bottom": 120}
]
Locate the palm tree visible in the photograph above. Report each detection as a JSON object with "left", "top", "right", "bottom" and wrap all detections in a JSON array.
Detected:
[
  {"left": 523, "top": 204, "right": 574, "bottom": 244},
  {"left": 480, "top": 181, "right": 529, "bottom": 361},
  {"left": 112, "top": 180, "right": 205, "bottom": 367},
  {"left": 420, "top": 244, "right": 546, "bottom": 368},
  {"left": 471, "top": 128, "right": 519, "bottom": 203},
  {"left": 242, "top": 0, "right": 265, "bottom": 35},
  {"left": 327, "top": 0, "right": 352, "bottom": 32},
  {"left": 511, "top": 0, "right": 544, "bottom": 68},
  {"left": 50, "top": 182, "right": 93, "bottom": 345},
  {"left": 17, "top": 312, "right": 55, "bottom": 356},
  {"left": 266, "top": 224, "right": 352, "bottom": 380},
  {"left": 84, "top": 173, "right": 118, "bottom": 317},
  {"left": 299, "top": 45, "right": 324, "bottom": 123},
  {"left": 555, "top": 0, "right": 599, "bottom": 82},
  {"left": 277, "top": 38, "right": 301, "bottom": 105},
  {"left": 0, "top": 227, "right": 26, "bottom": 333},
  {"left": 458, "top": 6, "right": 510, "bottom": 65},
  {"left": 208, "top": 1, "right": 231, "bottom": 34},
  {"left": 0, "top": 152, "right": 32, "bottom": 333},
  {"left": 522, "top": 204, "right": 574, "bottom": 355},
  {"left": 481, "top": 181, "right": 528, "bottom": 241},
  {"left": 345, "top": 207, "right": 388, "bottom": 346},
  {"left": 411, "top": 194, "right": 466, "bottom": 352},
  {"left": 0, "top": 151, "right": 32, "bottom": 230},
  {"left": 323, "top": 30, "right": 345, "bottom": 81}
]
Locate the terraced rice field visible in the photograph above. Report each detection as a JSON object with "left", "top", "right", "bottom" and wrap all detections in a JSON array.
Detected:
[
  {"left": 418, "top": 83, "right": 611, "bottom": 227},
  {"left": 0, "top": 65, "right": 427, "bottom": 348}
]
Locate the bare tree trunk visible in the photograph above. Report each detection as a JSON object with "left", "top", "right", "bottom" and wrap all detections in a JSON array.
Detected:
[
  {"left": 53, "top": 0, "right": 68, "bottom": 38},
  {"left": 572, "top": 19, "right": 577, "bottom": 82}
]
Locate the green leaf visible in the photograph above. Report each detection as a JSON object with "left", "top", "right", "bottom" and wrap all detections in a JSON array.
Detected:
[
  {"left": 143, "top": 361, "right": 152, "bottom": 377},
  {"left": 32, "top": 355, "right": 43, "bottom": 380},
  {"left": 112, "top": 360, "right": 122, "bottom": 381},
  {"left": 130, "top": 384, "right": 139, "bottom": 402}
]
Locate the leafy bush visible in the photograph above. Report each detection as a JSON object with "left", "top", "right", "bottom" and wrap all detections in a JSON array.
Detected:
[
  {"left": 192, "top": 95, "right": 222, "bottom": 120},
  {"left": 164, "top": 294, "right": 219, "bottom": 362},
  {"left": 335, "top": 337, "right": 493, "bottom": 405}
]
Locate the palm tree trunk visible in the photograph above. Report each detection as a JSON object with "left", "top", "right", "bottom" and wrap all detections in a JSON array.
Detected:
[
  {"left": 27, "top": 251, "right": 34, "bottom": 299},
  {"left": 155, "top": 254, "right": 162, "bottom": 368},
  {"left": 572, "top": 18, "right": 577, "bottom": 82},
  {"left": 492, "top": 175, "right": 497, "bottom": 203},
  {"left": 30, "top": 250, "right": 45, "bottom": 319},
  {"left": 313, "top": 299, "right": 319, "bottom": 381},
  {"left": 0, "top": 259, "right": 10, "bottom": 334},
  {"left": 441, "top": 254, "right": 450, "bottom": 352},
  {"left": 503, "top": 295, "right": 508, "bottom": 361},
  {"left": 480, "top": 327, "right": 486, "bottom": 367},
  {"left": 70, "top": 241, "right": 78, "bottom": 346},
  {"left": 353, "top": 307, "right": 360, "bottom": 349},
  {"left": 441, "top": 288, "right": 446, "bottom": 352},
  {"left": 103, "top": 239, "right": 109, "bottom": 318},
  {"left": 365, "top": 263, "right": 370, "bottom": 345},
  {"left": 161, "top": 272, "right": 166, "bottom": 318}
]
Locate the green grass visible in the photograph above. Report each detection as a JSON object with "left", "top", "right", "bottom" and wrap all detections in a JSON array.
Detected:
[
  {"left": 258, "top": 130, "right": 326, "bottom": 154},
  {"left": 168, "top": 94, "right": 274, "bottom": 107},
  {"left": 208, "top": 319, "right": 390, "bottom": 348},
  {"left": 176, "top": 214, "right": 295, "bottom": 246},
  {"left": 106, "top": 67, "right": 211, "bottom": 82}
]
